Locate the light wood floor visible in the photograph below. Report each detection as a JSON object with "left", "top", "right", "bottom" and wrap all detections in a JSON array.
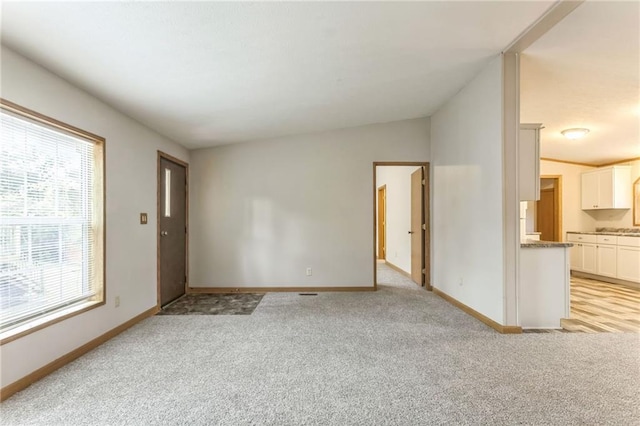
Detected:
[{"left": 561, "top": 276, "right": 640, "bottom": 333}]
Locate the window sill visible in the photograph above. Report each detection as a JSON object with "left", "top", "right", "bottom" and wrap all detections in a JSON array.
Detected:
[{"left": 0, "top": 300, "right": 105, "bottom": 345}]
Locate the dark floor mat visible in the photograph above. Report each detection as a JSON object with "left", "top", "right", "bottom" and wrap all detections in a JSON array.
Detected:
[{"left": 158, "top": 293, "right": 264, "bottom": 315}]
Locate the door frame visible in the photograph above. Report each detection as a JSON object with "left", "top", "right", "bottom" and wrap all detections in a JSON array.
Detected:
[
  {"left": 373, "top": 162, "right": 431, "bottom": 291},
  {"left": 537, "top": 175, "right": 562, "bottom": 241},
  {"left": 157, "top": 151, "right": 189, "bottom": 309},
  {"left": 377, "top": 185, "right": 387, "bottom": 260}
]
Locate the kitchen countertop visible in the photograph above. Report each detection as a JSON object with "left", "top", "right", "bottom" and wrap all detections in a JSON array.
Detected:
[
  {"left": 566, "top": 231, "right": 640, "bottom": 237},
  {"left": 521, "top": 240, "right": 573, "bottom": 248}
]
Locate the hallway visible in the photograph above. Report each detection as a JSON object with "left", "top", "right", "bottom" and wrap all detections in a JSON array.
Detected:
[{"left": 376, "top": 261, "right": 424, "bottom": 290}]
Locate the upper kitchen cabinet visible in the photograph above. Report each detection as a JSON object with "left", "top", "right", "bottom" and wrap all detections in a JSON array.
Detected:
[
  {"left": 581, "top": 165, "right": 632, "bottom": 210},
  {"left": 519, "top": 124, "right": 542, "bottom": 201}
]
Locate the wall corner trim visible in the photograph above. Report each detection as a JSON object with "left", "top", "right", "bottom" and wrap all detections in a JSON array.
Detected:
[
  {"left": 432, "top": 287, "right": 522, "bottom": 334},
  {"left": 0, "top": 306, "right": 159, "bottom": 402}
]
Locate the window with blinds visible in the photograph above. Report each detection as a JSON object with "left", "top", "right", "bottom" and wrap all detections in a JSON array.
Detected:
[{"left": 0, "top": 100, "right": 104, "bottom": 338}]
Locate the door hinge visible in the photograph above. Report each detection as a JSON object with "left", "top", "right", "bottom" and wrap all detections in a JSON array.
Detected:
[
  {"left": 422, "top": 179, "right": 425, "bottom": 185},
  {"left": 422, "top": 224, "right": 426, "bottom": 230},
  {"left": 422, "top": 268, "right": 426, "bottom": 274}
]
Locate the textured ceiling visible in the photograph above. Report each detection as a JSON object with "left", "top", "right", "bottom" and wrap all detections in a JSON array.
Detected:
[
  {"left": 521, "top": 0, "right": 640, "bottom": 165},
  {"left": 1, "top": 1, "right": 553, "bottom": 149}
]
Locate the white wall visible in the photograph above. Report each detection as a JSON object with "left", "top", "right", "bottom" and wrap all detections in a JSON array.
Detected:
[
  {"left": 590, "top": 160, "right": 640, "bottom": 229},
  {"left": 539, "top": 160, "right": 597, "bottom": 236},
  {"left": 430, "top": 56, "right": 505, "bottom": 324},
  {"left": 0, "top": 46, "right": 189, "bottom": 388},
  {"left": 376, "top": 166, "right": 421, "bottom": 273},
  {"left": 189, "top": 118, "right": 430, "bottom": 288},
  {"left": 525, "top": 201, "right": 536, "bottom": 233}
]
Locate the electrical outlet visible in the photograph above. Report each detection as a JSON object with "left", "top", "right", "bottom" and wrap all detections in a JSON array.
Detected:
[
  {"left": 306, "top": 267, "right": 312, "bottom": 276},
  {"left": 115, "top": 296, "right": 120, "bottom": 307}
]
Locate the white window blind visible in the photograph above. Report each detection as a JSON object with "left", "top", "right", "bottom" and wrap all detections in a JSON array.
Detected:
[{"left": 0, "top": 109, "right": 100, "bottom": 332}]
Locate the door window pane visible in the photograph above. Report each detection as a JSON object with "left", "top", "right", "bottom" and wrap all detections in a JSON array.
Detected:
[{"left": 164, "top": 168, "right": 171, "bottom": 218}]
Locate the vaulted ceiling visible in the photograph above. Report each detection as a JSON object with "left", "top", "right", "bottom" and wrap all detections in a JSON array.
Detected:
[
  {"left": 1, "top": 1, "right": 553, "bottom": 149},
  {"left": 521, "top": 0, "right": 639, "bottom": 165}
]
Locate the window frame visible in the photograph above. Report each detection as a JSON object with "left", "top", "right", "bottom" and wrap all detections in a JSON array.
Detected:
[{"left": 0, "top": 98, "right": 105, "bottom": 345}]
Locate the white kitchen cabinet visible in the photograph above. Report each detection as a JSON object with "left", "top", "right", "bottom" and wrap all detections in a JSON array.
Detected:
[
  {"left": 519, "top": 124, "right": 541, "bottom": 201},
  {"left": 581, "top": 172, "right": 599, "bottom": 211},
  {"left": 596, "top": 245, "right": 617, "bottom": 278},
  {"left": 568, "top": 242, "right": 597, "bottom": 273},
  {"left": 570, "top": 244, "right": 581, "bottom": 269},
  {"left": 581, "top": 166, "right": 632, "bottom": 210},
  {"left": 617, "top": 246, "right": 640, "bottom": 282},
  {"left": 582, "top": 244, "right": 597, "bottom": 274},
  {"left": 567, "top": 233, "right": 640, "bottom": 283},
  {"left": 567, "top": 233, "right": 596, "bottom": 273},
  {"left": 616, "top": 237, "right": 640, "bottom": 283}
]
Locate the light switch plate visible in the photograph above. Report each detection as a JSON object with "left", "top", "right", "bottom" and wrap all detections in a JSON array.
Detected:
[{"left": 140, "top": 213, "right": 148, "bottom": 224}]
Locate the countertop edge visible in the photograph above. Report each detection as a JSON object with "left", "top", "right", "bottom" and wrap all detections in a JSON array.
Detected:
[
  {"left": 521, "top": 240, "right": 573, "bottom": 248},
  {"left": 566, "top": 231, "right": 640, "bottom": 237}
]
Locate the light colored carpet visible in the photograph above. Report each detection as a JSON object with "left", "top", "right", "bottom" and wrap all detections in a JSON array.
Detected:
[{"left": 1, "top": 264, "right": 639, "bottom": 425}]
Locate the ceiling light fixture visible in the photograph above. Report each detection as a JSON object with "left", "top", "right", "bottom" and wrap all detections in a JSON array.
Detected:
[{"left": 561, "top": 128, "right": 590, "bottom": 140}]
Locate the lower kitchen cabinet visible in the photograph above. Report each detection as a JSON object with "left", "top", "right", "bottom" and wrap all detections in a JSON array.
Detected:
[
  {"left": 616, "top": 237, "right": 640, "bottom": 282},
  {"left": 596, "top": 236, "right": 617, "bottom": 278},
  {"left": 581, "top": 244, "right": 597, "bottom": 275},
  {"left": 569, "top": 243, "right": 597, "bottom": 274},
  {"left": 567, "top": 233, "right": 640, "bottom": 283},
  {"left": 570, "top": 244, "right": 581, "bottom": 270},
  {"left": 567, "top": 234, "right": 597, "bottom": 274}
]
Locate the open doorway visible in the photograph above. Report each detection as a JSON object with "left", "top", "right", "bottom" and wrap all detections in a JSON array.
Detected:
[
  {"left": 373, "top": 162, "right": 430, "bottom": 290},
  {"left": 535, "top": 176, "right": 562, "bottom": 242}
]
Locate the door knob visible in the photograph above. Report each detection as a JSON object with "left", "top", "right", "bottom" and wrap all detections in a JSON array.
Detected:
[{"left": 161, "top": 231, "right": 168, "bottom": 236}]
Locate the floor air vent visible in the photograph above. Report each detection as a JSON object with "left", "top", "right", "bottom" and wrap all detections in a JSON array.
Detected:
[{"left": 299, "top": 293, "right": 318, "bottom": 296}]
